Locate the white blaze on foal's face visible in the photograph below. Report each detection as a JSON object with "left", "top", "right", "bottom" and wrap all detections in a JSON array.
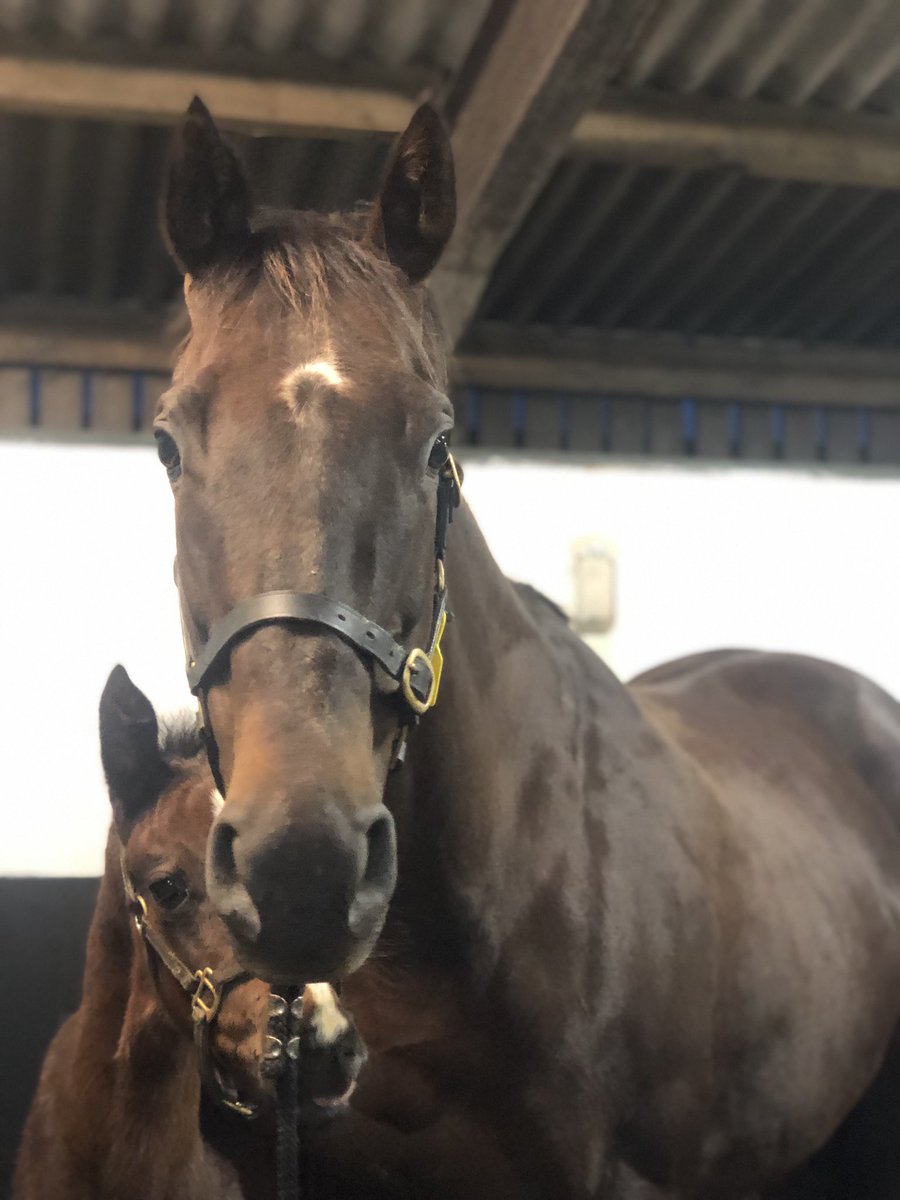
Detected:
[
  {"left": 303, "top": 981, "right": 351, "bottom": 1045},
  {"left": 295, "top": 981, "right": 367, "bottom": 1107}
]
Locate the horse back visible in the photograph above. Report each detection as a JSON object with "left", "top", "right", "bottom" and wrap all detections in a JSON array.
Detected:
[
  {"left": 631, "top": 648, "right": 900, "bottom": 827},
  {"left": 623, "top": 649, "right": 900, "bottom": 1191}
]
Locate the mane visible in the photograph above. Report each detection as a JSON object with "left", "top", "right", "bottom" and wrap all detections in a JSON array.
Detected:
[
  {"left": 158, "top": 714, "right": 205, "bottom": 763},
  {"left": 512, "top": 581, "right": 570, "bottom": 624},
  {"left": 207, "top": 206, "right": 449, "bottom": 389}
]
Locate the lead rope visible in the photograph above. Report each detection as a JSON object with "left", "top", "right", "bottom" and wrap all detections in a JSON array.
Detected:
[{"left": 265, "top": 987, "right": 304, "bottom": 1200}]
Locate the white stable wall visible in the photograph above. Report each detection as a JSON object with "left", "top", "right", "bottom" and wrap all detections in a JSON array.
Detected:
[{"left": 2, "top": 438, "right": 899, "bottom": 877}]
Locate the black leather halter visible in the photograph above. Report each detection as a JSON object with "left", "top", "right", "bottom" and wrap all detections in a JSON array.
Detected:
[
  {"left": 180, "top": 454, "right": 462, "bottom": 796},
  {"left": 120, "top": 851, "right": 257, "bottom": 1118}
]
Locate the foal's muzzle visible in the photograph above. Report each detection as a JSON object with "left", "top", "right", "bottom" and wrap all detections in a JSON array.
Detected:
[{"left": 207, "top": 798, "right": 397, "bottom": 981}]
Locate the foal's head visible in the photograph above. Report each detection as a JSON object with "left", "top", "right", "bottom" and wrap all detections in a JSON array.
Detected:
[
  {"left": 155, "top": 99, "right": 457, "bottom": 981},
  {"left": 99, "top": 665, "right": 366, "bottom": 1111}
]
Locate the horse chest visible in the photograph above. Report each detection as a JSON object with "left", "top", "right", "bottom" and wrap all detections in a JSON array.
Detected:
[
  {"left": 310, "top": 1042, "right": 567, "bottom": 1200},
  {"left": 327, "top": 971, "right": 600, "bottom": 1197}
]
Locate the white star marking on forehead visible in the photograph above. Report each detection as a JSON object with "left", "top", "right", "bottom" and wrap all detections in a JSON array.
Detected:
[{"left": 281, "top": 360, "right": 345, "bottom": 403}]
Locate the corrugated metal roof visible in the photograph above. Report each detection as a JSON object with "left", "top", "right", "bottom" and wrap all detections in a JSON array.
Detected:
[
  {"left": 479, "top": 163, "right": 900, "bottom": 347},
  {"left": 0, "top": 112, "right": 390, "bottom": 313},
  {"left": 467, "top": 0, "right": 900, "bottom": 353},
  {"left": 0, "top": 0, "right": 491, "bottom": 75},
  {"left": 2, "top": 0, "right": 900, "bottom": 369},
  {"left": 613, "top": 0, "right": 900, "bottom": 115}
]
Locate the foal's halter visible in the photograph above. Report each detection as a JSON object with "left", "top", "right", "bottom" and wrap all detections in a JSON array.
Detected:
[
  {"left": 180, "top": 453, "right": 462, "bottom": 795},
  {"left": 120, "top": 855, "right": 257, "bottom": 1119}
]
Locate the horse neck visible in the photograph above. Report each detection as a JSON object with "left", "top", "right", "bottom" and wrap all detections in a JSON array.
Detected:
[
  {"left": 392, "top": 499, "right": 629, "bottom": 968},
  {"left": 69, "top": 832, "right": 213, "bottom": 1197}
]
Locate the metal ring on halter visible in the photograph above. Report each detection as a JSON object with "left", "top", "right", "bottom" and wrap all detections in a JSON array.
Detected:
[{"left": 402, "top": 648, "right": 437, "bottom": 715}]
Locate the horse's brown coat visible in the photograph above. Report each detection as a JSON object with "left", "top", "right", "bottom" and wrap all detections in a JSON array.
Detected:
[{"left": 153, "top": 100, "right": 900, "bottom": 1197}]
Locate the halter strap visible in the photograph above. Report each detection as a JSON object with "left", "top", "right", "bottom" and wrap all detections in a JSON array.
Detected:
[
  {"left": 188, "top": 593, "right": 420, "bottom": 698},
  {"left": 119, "top": 849, "right": 257, "bottom": 1118},
  {"left": 178, "top": 453, "right": 461, "bottom": 795}
]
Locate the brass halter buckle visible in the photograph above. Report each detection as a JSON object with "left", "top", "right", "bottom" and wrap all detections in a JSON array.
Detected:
[
  {"left": 131, "top": 893, "right": 148, "bottom": 932},
  {"left": 401, "top": 647, "right": 437, "bottom": 715},
  {"left": 191, "top": 967, "right": 221, "bottom": 1023}
]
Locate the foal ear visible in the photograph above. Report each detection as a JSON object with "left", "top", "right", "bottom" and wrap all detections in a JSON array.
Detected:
[
  {"left": 369, "top": 103, "right": 456, "bottom": 283},
  {"left": 99, "top": 666, "right": 168, "bottom": 826},
  {"left": 161, "top": 96, "right": 253, "bottom": 278}
]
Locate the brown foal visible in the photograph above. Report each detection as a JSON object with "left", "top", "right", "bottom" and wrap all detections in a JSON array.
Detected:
[{"left": 13, "top": 665, "right": 365, "bottom": 1200}]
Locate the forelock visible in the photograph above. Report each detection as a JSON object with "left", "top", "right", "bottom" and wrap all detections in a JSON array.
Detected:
[{"left": 192, "top": 207, "right": 448, "bottom": 388}]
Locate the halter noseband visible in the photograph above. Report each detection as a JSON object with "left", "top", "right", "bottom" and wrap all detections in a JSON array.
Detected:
[
  {"left": 180, "top": 453, "right": 462, "bottom": 796},
  {"left": 120, "top": 853, "right": 257, "bottom": 1119}
]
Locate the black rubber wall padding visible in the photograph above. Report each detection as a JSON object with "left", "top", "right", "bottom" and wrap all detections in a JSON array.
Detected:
[{"left": 0, "top": 877, "right": 99, "bottom": 1194}]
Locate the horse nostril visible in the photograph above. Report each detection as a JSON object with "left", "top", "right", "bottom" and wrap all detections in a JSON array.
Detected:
[
  {"left": 348, "top": 808, "right": 397, "bottom": 939},
  {"left": 207, "top": 819, "right": 262, "bottom": 943},
  {"left": 362, "top": 812, "right": 395, "bottom": 892},
  {"left": 210, "top": 820, "right": 239, "bottom": 886}
]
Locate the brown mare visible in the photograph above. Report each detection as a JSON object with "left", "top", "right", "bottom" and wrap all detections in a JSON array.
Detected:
[
  {"left": 13, "top": 666, "right": 366, "bottom": 1200},
  {"left": 151, "top": 97, "right": 900, "bottom": 1198}
]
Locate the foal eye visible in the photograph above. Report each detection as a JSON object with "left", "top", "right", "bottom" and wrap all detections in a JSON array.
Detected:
[
  {"left": 428, "top": 434, "right": 450, "bottom": 471},
  {"left": 148, "top": 875, "right": 189, "bottom": 912},
  {"left": 154, "top": 430, "right": 182, "bottom": 481}
]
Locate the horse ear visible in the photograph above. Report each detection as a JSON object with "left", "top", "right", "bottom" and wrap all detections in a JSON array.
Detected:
[
  {"left": 161, "top": 95, "right": 253, "bottom": 278},
  {"left": 99, "top": 665, "right": 168, "bottom": 827},
  {"left": 369, "top": 103, "right": 456, "bottom": 283}
]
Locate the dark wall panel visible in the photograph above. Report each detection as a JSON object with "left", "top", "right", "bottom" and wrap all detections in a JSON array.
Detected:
[{"left": 0, "top": 878, "right": 98, "bottom": 1192}]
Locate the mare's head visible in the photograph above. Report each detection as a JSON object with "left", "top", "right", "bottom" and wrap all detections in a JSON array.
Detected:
[
  {"left": 155, "top": 98, "right": 457, "bottom": 981},
  {"left": 99, "top": 664, "right": 367, "bottom": 1111}
]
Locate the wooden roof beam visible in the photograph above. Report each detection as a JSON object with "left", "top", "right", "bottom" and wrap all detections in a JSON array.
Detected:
[
  {"left": 456, "top": 324, "right": 900, "bottom": 409},
  {"left": 0, "top": 315, "right": 172, "bottom": 372},
  {"left": 0, "top": 53, "right": 413, "bottom": 136},
  {"left": 3, "top": 51, "right": 900, "bottom": 194},
  {"left": 0, "top": 313, "right": 899, "bottom": 413},
  {"left": 430, "top": 0, "right": 665, "bottom": 346},
  {"left": 572, "top": 91, "right": 900, "bottom": 192}
]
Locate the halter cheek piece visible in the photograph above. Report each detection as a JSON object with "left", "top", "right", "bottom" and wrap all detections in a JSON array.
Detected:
[
  {"left": 120, "top": 853, "right": 257, "bottom": 1119},
  {"left": 180, "top": 454, "right": 462, "bottom": 796}
]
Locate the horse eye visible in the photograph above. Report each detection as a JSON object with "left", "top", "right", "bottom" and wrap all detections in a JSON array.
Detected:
[
  {"left": 154, "top": 430, "right": 182, "bottom": 481},
  {"left": 148, "top": 875, "right": 189, "bottom": 912},
  {"left": 428, "top": 434, "right": 450, "bottom": 471}
]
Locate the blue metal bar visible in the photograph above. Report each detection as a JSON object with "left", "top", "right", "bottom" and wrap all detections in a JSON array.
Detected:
[
  {"left": 28, "top": 367, "right": 41, "bottom": 427},
  {"left": 512, "top": 391, "right": 527, "bottom": 447},
  {"left": 771, "top": 404, "right": 785, "bottom": 460},
  {"left": 641, "top": 400, "right": 653, "bottom": 455},
  {"left": 858, "top": 409, "right": 871, "bottom": 462},
  {"left": 130, "top": 372, "right": 144, "bottom": 432},
  {"left": 465, "top": 386, "right": 481, "bottom": 446},
  {"left": 600, "top": 396, "right": 612, "bottom": 452},
  {"left": 815, "top": 407, "right": 829, "bottom": 462},
  {"left": 728, "top": 402, "right": 742, "bottom": 458},
  {"left": 558, "top": 395, "right": 571, "bottom": 450},
  {"left": 681, "top": 397, "right": 697, "bottom": 455},
  {"left": 80, "top": 370, "right": 93, "bottom": 429}
]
